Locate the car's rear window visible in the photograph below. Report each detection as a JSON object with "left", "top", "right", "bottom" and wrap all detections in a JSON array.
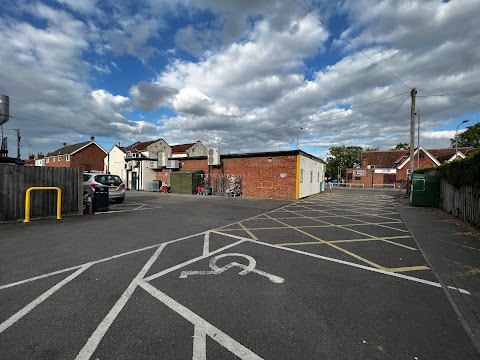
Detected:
[{"left": 94, "top": 175, "right": 122, "bottom": 186}]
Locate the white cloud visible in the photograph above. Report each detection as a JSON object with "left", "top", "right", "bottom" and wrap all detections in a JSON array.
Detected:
[
  {"left": 1, "top": 0, "right": 479, "bottom": 159},
  {"left": 129, "top": 82, "right": 178, "bottom": 112},
  {"left": 172, "top": 88, "right": 241, "bottom": 117}
]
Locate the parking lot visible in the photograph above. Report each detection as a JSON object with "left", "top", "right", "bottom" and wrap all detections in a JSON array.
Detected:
[{"left": 1, "top": 190, "right": 479, "bottom": 359}]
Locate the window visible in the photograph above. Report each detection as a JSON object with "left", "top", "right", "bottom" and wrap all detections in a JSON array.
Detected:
[
  {"left": 300, "top": 169, "right": 303, "bottom": 183},
  {"left": 66, "top": 155, "right": 70, "bottom": 161},
  {"left": 53, "top": 157, "right": 56, "bottom": 162},
  {"left": 58, "top": 156, "right": 62, "bottom": 161},
  {"left": 310, "top": 171, "right": 313, "bottom": 183},
  {"left": 355, "top": 176, "right": 361, "bottom": 180},
  {"left": 317, "top": 172, "right": 320, "bottom": 182},
  {"left": 46, "top": 158, "right": 49, "bottom": 163}
]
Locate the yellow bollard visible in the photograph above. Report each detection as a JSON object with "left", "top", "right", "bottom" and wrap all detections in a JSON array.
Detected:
[{"left": 24, "top": 187, "right": 62, "bottom": 223}]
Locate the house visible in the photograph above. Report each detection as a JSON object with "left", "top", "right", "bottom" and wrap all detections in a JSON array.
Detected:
[
  {"left": 24, "top": 154, "right": 36, "bottom": 166},
  {"left": 40, "top": 136, "right": 107, "bottom": 171},
  {"left": 171, "top": 141, "right": 207, "bottom": 158},
  {"left": 104, "top": 139, "right": 207, "bottom": 190},
  {"left": 347, "top": 146, "right": 477, "bottom": 188}
]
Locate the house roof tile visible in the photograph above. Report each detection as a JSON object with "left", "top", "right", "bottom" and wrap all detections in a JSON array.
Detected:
[
  {"left": 362, "top": 146, "right": 479, "bottom": 168},
  {"left": 171, "top": 143, "right": 195, "bottom": 154},
  {"left": 46, "top": 141, "right": 92, "bottom": 157}
]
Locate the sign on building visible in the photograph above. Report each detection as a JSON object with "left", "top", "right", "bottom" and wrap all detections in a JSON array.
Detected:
[
  {"left": 374, "top": 168, "right": 397, "bottom": 174},
  {"left": 353, "top": 170, "right": 367, "bottom": 176}
]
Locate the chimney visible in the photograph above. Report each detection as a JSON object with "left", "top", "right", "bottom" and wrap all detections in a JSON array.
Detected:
[
  {"left": 29, "top": 154, "right": 35, "bottom": 160},
  {"left": 362, "top": 158, "right": 369, "bottom": 169},
  {"left": 63, "top": 142, "right": 67, "bottom": 147},
  {"left": 37, "top": 152, "right": 44, "bottom": 159},
  {"left": 90, "top": 135, "right": 95, "bottom": 141}
]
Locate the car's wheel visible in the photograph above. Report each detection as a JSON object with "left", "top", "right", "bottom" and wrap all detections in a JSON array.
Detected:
[{"left": 114, "top": 198, "right": 124, "bottom": 204}]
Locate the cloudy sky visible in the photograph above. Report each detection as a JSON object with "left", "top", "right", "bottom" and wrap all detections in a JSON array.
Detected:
[{"left": 1, "top": 0, "right": 479, "bottom": 160}]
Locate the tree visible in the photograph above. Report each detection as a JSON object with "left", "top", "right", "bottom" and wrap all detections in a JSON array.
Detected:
[
  {"left": 325, "top": 146, "right": 362, "bottom": 179},
  {"left": 364, "top": 147, "right": 379, "bottom": 151},
  {"left": 391, "top": 143, "right": 409, "bottom": 150},
  {"left": 450, "top": 123, "right": 480, "bottom": 148}
]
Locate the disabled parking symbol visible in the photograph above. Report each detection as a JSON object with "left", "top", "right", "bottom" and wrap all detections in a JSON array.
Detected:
[{"left": 179, "top": 253, "right": 284, "bottom": 284}]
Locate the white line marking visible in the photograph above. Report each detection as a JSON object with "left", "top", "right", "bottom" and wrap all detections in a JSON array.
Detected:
[
  {"left": 1, "top": 231, "right": 209, "bottom": 290},
  {"left": 203, "top": 232, "right": 210, "bottom": 256},
  {"left": 75, "top": 243, "right": 167, "bottom": 360},
  {"left": 0, "top": 265, "right": 83, "bottom": 290},
  {"left": 144, "top": 240, "right": 245, "bottom": 282},
  {"left": 138, "top": 280, "right": 263, "bottom": 360},
  {"left": 210, "top": 231, "right": 471, "bottom": 295},
  {"left": 180, "top": 253, "right": 284, "bottom": 284},
  {"left": 0, "top": 264, "right": 92, "bottom": 334},
  {"left": 193, "top": 325, "right": 207, "bottom": 360}
]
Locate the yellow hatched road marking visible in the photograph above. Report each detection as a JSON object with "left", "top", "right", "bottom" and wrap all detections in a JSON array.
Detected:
[
  {"left": 238, "top": 221, "right": 258, "bottom": 240},
  {"left": 265, "top": 214, "right": 388, "bottom": 271},
  {"left": 291, "top": 205, "right": 408, "bottom": 236},
  {"left": 276, "top": 235, "right": 413, "bottom": 247},
  {"left": 387, "top": 266, "right": 430, "bottom": 273},
  {"left": 214, "top": 203, "right": 292, "bottom": 231}
]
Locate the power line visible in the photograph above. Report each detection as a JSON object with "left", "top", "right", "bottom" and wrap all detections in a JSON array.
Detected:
[
  {"left": 292, "top": 0, "right": 411, "bottom": 90},
  {"left": 417, "top": 92, "right": 480, "bottom": 106},
  {"left": 363, "top": 94, "right": 410, "bottom": 148},
  {"left": 210, "top": 92, "right": 409, "bottom": 148}
]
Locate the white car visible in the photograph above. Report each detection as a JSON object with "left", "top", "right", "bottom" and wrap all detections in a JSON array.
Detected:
[{"left": 83, "top": 173, "right": 126, "bottom": 203}]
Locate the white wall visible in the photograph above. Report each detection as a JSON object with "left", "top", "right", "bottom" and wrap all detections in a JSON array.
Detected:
[
  {"left": 299, "top": 155, "right": 324, "bottom": 198},
  {"left": 104, "top": 146, "right": 127, "bottom": 182}
]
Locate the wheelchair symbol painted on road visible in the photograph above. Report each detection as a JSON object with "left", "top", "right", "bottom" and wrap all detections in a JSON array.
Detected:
[{"left": 179, "top": 253, "right": 284, "bottom": 283}]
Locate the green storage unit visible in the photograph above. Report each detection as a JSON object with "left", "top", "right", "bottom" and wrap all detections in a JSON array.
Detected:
[
  {"left": 93, "top": 185, "right": 109, "bottom": 212},
  {"left": 170, "top": 171, "right": 204, "bottom": 194},
  {"left": 410, "top": 173, "right": 440, "bottom": 207}
]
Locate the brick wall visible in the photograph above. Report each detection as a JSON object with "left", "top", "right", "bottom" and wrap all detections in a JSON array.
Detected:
[
  {"left": 155, "top": 154, "right": 298, "bottom": 200},
  {"left": 348, "top": 152, "right": 440, "bottom": 188},
  {"left": 70, "top": 144, "right": 106, "bottom": 171}
]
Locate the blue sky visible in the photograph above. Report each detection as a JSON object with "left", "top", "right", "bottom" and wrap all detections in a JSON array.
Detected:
[{"left": 0, "top": 0, "right": 478, "bottom": 160}]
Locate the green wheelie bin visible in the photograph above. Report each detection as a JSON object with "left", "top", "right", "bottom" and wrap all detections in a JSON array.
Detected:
[{"left": 93, "top": 185, "right": 109, "bottom": 212}]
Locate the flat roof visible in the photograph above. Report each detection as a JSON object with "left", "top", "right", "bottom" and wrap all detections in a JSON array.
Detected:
[{"left": 175, "top": 149, "right": 324, "bottom": 163}]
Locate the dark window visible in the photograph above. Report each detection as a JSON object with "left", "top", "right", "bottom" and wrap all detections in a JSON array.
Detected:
[
  {"left": 355, "top": 176, "right": 361, "bottom": 180},
  {"left": 347, "top": 173, "right": 352, "bottom": 180}
]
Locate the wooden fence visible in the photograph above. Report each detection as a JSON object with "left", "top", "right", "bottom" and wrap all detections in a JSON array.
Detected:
[
  {"left": 0, "top": 164, "right": 83, "bottom": 221},
  {"left": 440, "top": 178, "right": 480, "bottom": 226}
]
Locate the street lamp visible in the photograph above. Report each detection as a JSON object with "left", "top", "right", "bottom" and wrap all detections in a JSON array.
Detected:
[
  {"left": 296, "top": 126, "right": 303, "bottom": 150},
  {"left": 455, "top": 119, "right": 469, "bottom": 157}
]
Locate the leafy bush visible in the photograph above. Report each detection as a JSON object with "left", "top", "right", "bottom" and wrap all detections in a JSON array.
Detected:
[{"left": 415, "top": 150, "right": 480, "bottom": 189}]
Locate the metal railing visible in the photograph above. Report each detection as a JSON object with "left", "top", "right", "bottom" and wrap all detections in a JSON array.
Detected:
[
  {"left": 146, "top": 181, "right": 161, "bottom": 192},
  {"left": 373, "top": 184, "right": 395, "bottom": 188}
]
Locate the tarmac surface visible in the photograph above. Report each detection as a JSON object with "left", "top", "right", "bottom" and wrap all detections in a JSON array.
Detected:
[{"left": 0, "top": 188, "right": 479, "bottom": 359}]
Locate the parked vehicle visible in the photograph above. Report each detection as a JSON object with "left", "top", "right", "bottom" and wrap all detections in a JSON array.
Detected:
[{"left": 83, "top": 172, "right": 126, "bottom": 203}]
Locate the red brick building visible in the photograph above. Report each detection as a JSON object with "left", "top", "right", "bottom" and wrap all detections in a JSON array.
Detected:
[
  {"left": 153, "top": 150, "right": 325, "bottom": 200},
  {"left": 347, "top": 147, "right": 476, "bottom": 188},
  {"left": 43, "top": 136, "right": 107, "bottom": 171}
]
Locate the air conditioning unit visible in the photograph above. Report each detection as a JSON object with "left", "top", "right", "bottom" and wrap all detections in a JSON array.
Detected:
[
  {"left": 158, "top": 152, "right": 169, "bottom": 167},
  {"left": 147, "top": 160, "right": 157, "bottom": 169},
  {"left": 125, "top": 151, "right": 141, "bottom": 159},
  {"left": 367, "top": 165, "right": 376, "bottom": 170},
  {"left": 207, "top": 148, "right": 221, "bottom": 166},
  {"left": 166, "top": 160, "right": 180, "bottom": 169}
]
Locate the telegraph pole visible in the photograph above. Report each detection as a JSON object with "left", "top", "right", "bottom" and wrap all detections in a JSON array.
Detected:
[
  {"left": 15, "top": 128, "right": 21, "bottom": 160},
  {"left": 408, "top": 88, "right": 417, "bottom": 184}
]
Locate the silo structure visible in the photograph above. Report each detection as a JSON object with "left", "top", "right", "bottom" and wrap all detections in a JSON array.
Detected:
[{"left": 0, "top": 95, "right": 9, "bottom": 125}]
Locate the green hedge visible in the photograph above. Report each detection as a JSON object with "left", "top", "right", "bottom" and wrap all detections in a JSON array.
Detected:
[{"left": 414, "top": 150, "right": 480, "bottom": 189}]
